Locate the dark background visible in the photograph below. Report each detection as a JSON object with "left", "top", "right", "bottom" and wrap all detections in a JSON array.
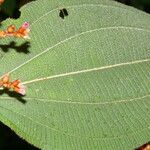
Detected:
[
  {"left": 0, "top": 0, "right": 150, "bottom": 150},
  {"left": 115, "top": 0, "right": 150, "bottom": 13}
]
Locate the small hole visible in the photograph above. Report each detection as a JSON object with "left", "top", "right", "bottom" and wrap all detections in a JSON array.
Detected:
[
  {"left": 62, "top": 8, "right": 68, "bottom": 16},
  {"left": 59, "top": 9, "right": 64, "bottom": 19},
  {"left": 59, "top": 8, "right": 69, "bottom": 19}
]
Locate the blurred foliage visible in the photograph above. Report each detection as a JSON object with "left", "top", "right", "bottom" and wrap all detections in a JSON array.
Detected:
[
  {"left": 1, "top": 0, "right": 17, "bottom": 16},
  {"left": 0, "top": 0, "right": 35, "bottom": 21},
  {"left": 0, "top": 0, "right": 20, "bottom": 19}
]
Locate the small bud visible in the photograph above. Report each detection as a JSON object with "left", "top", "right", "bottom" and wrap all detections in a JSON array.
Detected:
[
  {"left": 0, "top": 22, "right": 30, "bottom": 39},
  {"left": 0, "top": 74, "right": 26, "bottom": 95},
  {"left": 21, "top": 22, "right": 30, "bottom": 29},
  {"left": 7, "top": 25, "right": 16, "bottom": 33},
  {"left": 2, "top": 74, "right": 9, "bottom": 83}
]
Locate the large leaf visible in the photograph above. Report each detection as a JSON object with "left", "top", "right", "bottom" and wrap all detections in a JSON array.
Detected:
[{"left": 0, "top": 0, "right": 150, "bottom": 149}]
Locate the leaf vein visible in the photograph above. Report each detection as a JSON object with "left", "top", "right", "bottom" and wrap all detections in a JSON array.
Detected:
[
  {"left": 3, "top": 26, "right": 150, "bottom": 77},
  {"left": 22, "top": 59, "right": 150, "bottom": 85},
  {"left": 30, "top": 4, "right": 146, "bottom": 27}
]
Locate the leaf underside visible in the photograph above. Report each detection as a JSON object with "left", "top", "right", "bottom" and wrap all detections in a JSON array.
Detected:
[{"left": 0, "top": 0, "right": 150, "bottom": 149}]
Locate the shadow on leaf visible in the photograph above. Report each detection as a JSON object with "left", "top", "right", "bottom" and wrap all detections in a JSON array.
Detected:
[
  {"left": 0, "top": 41, "right": 30, "bottom": 54},
  {"left": 0, "top": 89, "right": 26, "bottom": 104}
]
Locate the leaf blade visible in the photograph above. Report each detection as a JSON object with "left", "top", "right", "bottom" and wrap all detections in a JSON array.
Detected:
[{"left": 0, "top": 0, "right": 150, "bottom": 149}]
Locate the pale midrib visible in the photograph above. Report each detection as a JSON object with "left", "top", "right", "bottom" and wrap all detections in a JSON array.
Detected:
[
  {"left": 2, "top": 26, "right": 150, "bottom": 79},
  {"left": 22, "top": 59, "right": 150, "bottom": 85}
]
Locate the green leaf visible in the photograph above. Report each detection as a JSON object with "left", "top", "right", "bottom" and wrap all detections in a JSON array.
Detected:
[{"left": 0, "top": 0, "right": 150, "bottom": 149}]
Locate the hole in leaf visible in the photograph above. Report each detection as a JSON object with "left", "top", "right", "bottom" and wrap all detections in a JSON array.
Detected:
[
  {"left": 63, "top": 8, "right": 68, "bottom": 16},
  {"left": 59, "top": 8, "right": 69, "bottom": 19}
]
